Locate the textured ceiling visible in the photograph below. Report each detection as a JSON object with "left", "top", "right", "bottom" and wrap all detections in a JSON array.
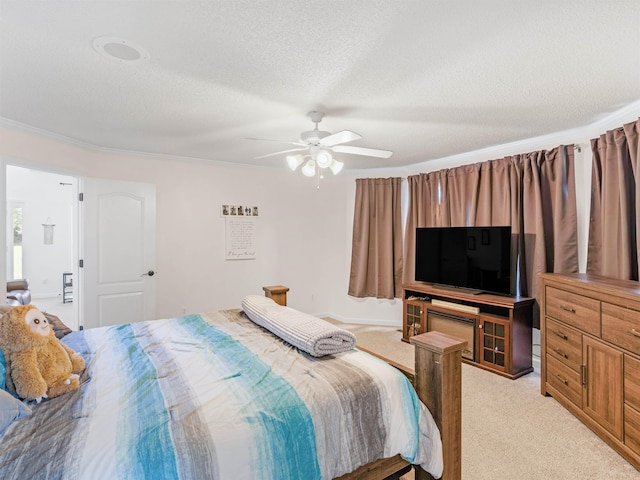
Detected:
[{"left": 1, "top": 1, "right": 639, "bottom": 171}]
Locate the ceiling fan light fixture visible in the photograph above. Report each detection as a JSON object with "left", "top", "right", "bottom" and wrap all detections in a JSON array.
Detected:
[
  {"left": 329, "top": 159, "right": 344, "bottom": 175},
  {"left": 316, "top": 149, "right": 333, "bottom": 168},
  {"left": 249, "top": 111, "right": 392, "bottom": 184},
  {"left": 286, "top": 154, "right": 304, "bottom": 171},
  {"left": 301, "top": 159, "right": 316, "bottom": 177}
]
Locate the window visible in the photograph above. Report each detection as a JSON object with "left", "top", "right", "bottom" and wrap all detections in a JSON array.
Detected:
[{"left": 11, "top": 205, "right": 23, "bottom": 279}]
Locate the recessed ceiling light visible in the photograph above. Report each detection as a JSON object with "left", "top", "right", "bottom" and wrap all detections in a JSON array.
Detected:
[{"left": 92, "top": 36, "right": 150, "bottom": 63}]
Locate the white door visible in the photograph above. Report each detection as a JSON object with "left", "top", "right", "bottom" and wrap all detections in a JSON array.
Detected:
[{"left": 80, "top": 178, "right": 156, "bottom": 329}]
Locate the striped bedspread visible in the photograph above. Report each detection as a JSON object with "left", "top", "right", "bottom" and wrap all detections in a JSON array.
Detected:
[{"left": 0, "top": 309, "right": 443, "bottom": 479}]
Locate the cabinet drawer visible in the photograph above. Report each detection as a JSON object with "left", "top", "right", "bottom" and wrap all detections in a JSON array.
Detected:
[
  {"left": 546, "top": 354, "right": 582, "bottom": 408},
  {"left": 546, "top": 318, "right": 582, "bottom": 372},
  {"left": 545, "top": 286, "right": 600, "bottom": 337},
  {"left": 625, "top": 404, "right": 640, "bottom": 456},
  {"left": 625, "top": 355, "right": 640, "bottom": 411},
  {"left": 602, "top": 302, "right": 640, "bottom": 355}
]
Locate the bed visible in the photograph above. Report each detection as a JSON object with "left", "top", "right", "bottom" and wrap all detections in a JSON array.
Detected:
[{"left": 0, "top": 288, "right": 465, "bottom": 480}]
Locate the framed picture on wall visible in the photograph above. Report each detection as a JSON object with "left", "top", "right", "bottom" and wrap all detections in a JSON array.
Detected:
[{"left": 221, "top": 204, "right": 259, "bottom": 217}]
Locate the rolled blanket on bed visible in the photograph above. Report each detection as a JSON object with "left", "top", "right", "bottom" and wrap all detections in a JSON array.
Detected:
[{"left": 241, "top": 295, "right": 356, "bottom": 357}]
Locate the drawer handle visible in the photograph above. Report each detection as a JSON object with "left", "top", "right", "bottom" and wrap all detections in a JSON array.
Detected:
[
  {"left": 553, "top": 347, "right": 568, "bottom": 359},
  {"left": 553, "top": 330, "right": 568, "bottom": 340},
  {"left": 560, "top": 305, "right": 576, "bottom": 314},
  {"left": 631, "top": 328, "right": 640, "bottom": 338},
  {"left": 555, "top": 373, "right": 569, "bottom": 386}
]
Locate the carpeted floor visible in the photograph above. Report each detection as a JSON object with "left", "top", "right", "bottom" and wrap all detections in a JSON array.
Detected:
[{"left": 325, "top": 318, "right": 640, "bottom": 480}]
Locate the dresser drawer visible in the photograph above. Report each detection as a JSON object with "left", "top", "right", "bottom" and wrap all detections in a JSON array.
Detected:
[
  {"left": 545, "top": 286, "right": 600, "bottom": 337},
  {"left": 602, "top": 302, "right": 640, "bottom": 355},
  {"left": 546, "top": 354, "right": 582, "bottom": 408},
  {"left": 625, "top": 404, "right": 640, "bottom": 456},
  {"left": 546, "top": 318, "right": 582, "bottom": 372},
  {"left": 625, "top": 355, "right": 640, "bottom": 411}
]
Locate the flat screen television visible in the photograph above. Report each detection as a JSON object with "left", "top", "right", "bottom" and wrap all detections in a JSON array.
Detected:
[{"left": 415, "top": 226, "right": 514, "bottom": 296}]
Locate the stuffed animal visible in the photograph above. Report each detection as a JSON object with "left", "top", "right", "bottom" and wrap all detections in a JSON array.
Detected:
[{"left": 0, "top": 305, "right": 85, "bottom": 403}]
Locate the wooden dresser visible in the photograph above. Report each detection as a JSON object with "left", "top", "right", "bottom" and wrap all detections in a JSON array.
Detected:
[{"left": 540, "top": 273, "right": 640, "bottom": 470}]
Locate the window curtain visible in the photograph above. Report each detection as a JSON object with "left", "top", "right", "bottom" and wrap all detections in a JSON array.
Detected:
[
  {"left": 348, "top": 177, "right": 403, "bottom": 299},
  {"left": 403, "top": 170, "right": 450, "bottom": 284},
  {"left": 519, "top": 147, "right": 579, "bottom": 305},
  {"left": 587, "top": 118, "right": 640, "bottom": 280},
  {"left": 403, "top": 146, "right": 578, "bottom": 327}
]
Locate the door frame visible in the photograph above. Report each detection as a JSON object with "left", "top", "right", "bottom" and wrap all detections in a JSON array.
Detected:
[{"left": 2, "top": 158, "right": 80, "bottom": 327}]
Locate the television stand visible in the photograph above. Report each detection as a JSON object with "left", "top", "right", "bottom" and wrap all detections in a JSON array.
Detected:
[{"left": 402, "top": 282, "right": 534, "bottom": 379}]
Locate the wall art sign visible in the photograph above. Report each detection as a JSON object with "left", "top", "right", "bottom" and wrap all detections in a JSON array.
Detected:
[{"left": 225, "top": 218, "right": 256, "bottom": 260}]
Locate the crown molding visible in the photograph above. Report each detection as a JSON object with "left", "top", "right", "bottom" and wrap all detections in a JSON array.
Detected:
[
  {"left": 3, "top": 99, "right": 639, "bottom": 176},
  {"left": 0, "top": 117, "right": 268, "bottom": 171},
  {"left": 352, "top": 99, "right": 640, "bottom": 176}
]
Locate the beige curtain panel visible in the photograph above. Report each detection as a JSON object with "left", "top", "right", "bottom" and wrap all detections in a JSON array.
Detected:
[
  {"left": 348, "top": 177, "right": 403, "bottom": 299},
  {"left": 403, "top": 171, "right": 449, "bottom": 284},
  {"left": 587, "top": 118, "right": 640, "bottom": 280}
]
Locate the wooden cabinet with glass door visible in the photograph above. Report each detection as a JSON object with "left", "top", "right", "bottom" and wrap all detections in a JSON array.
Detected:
[
  {"left": 479, "top": 313, "right": 510, "bottom": 374},
  {"left": 403, "top": 298, "right": 427, "bottom": 341}
]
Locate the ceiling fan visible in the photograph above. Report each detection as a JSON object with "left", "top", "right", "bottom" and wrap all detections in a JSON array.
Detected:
[{"left": 248, "top": 111, "right": 393, "bottom": 177}]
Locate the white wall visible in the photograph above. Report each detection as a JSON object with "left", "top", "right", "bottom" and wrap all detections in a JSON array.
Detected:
[
  {"left": 0, "top": 159, "right": 5, "bottom": 299},
  {"left": 1, "top": 101, "right": 639, "bottom": 327},
  {"left": 0, "top": 127, "right": 348, "bottom": 321}
]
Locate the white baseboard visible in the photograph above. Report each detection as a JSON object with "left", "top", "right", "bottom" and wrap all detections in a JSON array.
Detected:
[
  {"left": 532, "top": 354, "right": 541, "bottom": 373},
  {"left": 313, "top": 311, "right": 401, "bottom": 328}
]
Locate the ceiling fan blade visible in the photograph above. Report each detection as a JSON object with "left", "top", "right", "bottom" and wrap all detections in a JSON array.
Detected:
[
  {"left": 332, "top": 145, "right": 393, "bottom": 158},
  {"left": 254, "top": 147, "right": 308, "bottom": 160},
  {"left": 245, "top": 137, "right": 306, "bottom": 147},
  {"left": 319, "top": 130, "right": 362, "bottom": 147}
]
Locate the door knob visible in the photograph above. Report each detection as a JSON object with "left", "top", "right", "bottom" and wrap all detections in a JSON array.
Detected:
[{"left": 142, "top": 270, "right": 156, "bottom": 277}]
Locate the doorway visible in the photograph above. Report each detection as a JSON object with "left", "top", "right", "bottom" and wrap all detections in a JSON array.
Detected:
[
  {"left": 5, "top": 164, "right": 157, "bottom": 330},
  {"left": 5, "top": 165, "right": 78, "bottom": 329}
]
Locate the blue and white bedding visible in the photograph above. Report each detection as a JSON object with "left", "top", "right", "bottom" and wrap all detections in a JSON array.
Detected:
[{"left": 0, "top": 309, "right": 443, "bottom": 479}]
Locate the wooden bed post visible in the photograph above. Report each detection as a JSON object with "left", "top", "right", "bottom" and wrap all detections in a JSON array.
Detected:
[
  {"left": 262, "top": 285, "right": 290, "bottom": 306},
  {"left": 411, "top": 331, "right": 466, "bottom": 480}
]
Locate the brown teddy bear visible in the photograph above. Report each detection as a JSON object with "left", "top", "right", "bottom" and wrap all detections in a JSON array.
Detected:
[{"left": 0, "top": 305, "right": 85, "bottom": 403}]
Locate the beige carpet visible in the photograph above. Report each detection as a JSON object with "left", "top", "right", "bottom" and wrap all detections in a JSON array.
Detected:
[{"left": 325, "top": 318, "right": 640, "bottom": 480}]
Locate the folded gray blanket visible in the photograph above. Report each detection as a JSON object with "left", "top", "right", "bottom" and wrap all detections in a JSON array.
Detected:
[{"left": 241, "top": 295, "right": 356, "bottom": 357}]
